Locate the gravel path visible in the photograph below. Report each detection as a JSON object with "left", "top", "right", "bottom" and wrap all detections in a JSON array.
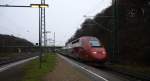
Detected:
[{"left": 43, "top": 56, "right": 91, "bottom": 81}]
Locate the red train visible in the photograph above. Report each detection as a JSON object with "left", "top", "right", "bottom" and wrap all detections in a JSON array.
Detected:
[{"left": 62, "top": 36, "right": 108, "bottom": 63}]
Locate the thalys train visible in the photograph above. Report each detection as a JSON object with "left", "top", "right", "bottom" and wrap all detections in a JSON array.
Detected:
[{"left": 60, "top": 36, "right": 108, "bottom": 63}]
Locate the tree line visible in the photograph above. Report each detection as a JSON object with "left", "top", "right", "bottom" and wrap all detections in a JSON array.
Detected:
[{"left": 67, "top": 0, "right": 149, "bottom": 65}]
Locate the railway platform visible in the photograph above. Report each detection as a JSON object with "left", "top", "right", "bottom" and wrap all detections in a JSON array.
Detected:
[
  {"left": 43, "top": 55, "right": 91, "bottom": 81},
  {"left": 0, "top": 54, "right": 91, "bottom": 81}
]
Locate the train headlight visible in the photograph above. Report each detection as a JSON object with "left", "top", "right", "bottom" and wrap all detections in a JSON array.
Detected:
[
  {"left": 92, "top": 52, "right": 97, "bottom": 54},
  {"left": 102, "top": 51, "right": 106, "bottom": 54}
]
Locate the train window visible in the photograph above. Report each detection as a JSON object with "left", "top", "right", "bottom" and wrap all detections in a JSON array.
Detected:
[
  {"left": 89, "top": 40, "right": 101, "bottom": 47},
  {"left": 72, "top": 39, "right": 79, "bottom": 44},
  {"left": 89, "top": 38, "right": 101, "bottom": 47}
]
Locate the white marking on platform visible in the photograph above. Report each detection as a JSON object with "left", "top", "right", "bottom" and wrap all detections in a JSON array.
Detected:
[
  {"left": 58, "top": 54, "right": 109, "bottom": 81},
  {"left": 0, "top": 56, "right": 38, "bottom": 72}
]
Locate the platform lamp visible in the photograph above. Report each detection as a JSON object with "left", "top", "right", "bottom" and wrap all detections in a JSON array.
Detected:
[{"left": 31, "top": 4, "right": 49, "bottom": 68}]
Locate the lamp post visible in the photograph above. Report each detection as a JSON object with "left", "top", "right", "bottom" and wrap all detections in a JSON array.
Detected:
[
  {"left": 46, "top": 31, "right": 55, "bottom": 52},
  {"left": 45, "top": 31, "right": 51, "bottom": 46},
  {"left": 31, "top": 4, "right": 48, "bottom": 68}
]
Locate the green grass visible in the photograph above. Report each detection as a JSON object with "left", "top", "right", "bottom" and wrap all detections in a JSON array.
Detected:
[{"left": 22, "top": 53, "right": 57, "bottom": 81}]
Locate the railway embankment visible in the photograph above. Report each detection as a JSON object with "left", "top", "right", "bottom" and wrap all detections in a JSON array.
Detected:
[{"left": 107, "top": 64, "right": 150, "bottom": 81}]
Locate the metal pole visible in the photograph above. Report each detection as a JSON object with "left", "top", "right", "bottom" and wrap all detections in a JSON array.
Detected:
[
  {"left": 44, "top": 8, "right": 46, "bottom": 46},
  {"left": 39, "top": 7, "right": 42, "bottom": 68},
  {"left": 41, "top": 0, "right": 46, "bottom": 52},
  {"left": 115, "top": 0, "right": 119, "bottom": 62},
  {"left": 112, "top": 0, "right": 119, "bottom": 62},
  {"left": 0, "top": 5, "right": 30, "bottom": 7},
  {"left": 43, "top": 0, "right": 46, "bottom": 47},
  {"left": 54, "top": 32, "right": 55, "bottom": 53},
  {"left": 39, "top": 0, "right": 46, "bottom": 68}
]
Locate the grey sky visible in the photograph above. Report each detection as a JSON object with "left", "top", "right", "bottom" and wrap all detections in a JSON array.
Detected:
[{"left": 0, "top": 0, "right": 111, "bottom": 46}]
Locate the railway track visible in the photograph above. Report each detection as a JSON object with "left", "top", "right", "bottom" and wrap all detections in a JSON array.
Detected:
[
  {"left": 0, "top": 52, "right": 39, "bottom": 66},
  {"left": 0, "top": 56, "right": 38, "bottom": 72}
]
